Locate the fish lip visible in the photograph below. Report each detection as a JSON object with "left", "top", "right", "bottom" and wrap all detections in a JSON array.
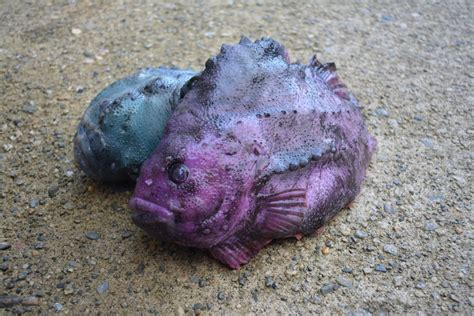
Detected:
[{"left": 129, "top": 197, "right": 175, "bottom": 224}]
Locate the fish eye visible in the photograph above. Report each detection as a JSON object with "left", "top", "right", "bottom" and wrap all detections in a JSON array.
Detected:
[{"left": 169, "top": 163, "right": 189, "bottom": 184}]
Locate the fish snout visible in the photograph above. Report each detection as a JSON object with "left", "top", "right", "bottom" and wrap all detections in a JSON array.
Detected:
[{"left": 73, "top": 125, "right": 102, "bottom": 181}]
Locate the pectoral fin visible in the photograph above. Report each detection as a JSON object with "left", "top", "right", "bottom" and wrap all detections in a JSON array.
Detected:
[
  {"left": 209, "top": 238, "right": 271, "bottom": 269},
  {"left": 256, "top": 188, "right": 307, "bottom": 238}
]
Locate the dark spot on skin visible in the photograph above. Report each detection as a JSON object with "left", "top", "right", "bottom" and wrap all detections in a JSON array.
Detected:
[
  {"left": 281, "top": 110, "right": 287, "bottom": 114},
  {"left": 293, "top": 110, "right": 297, "bottom": 114},
  {"left": 253, "top": 146, "right": 260, "bottom": 156},
  {"left": 264, "top": 113, "right": 270, "bottom": 117}
]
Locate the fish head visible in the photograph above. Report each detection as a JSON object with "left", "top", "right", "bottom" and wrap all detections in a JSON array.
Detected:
[{"left": 129, "top": 113, "right": 255, "bottom": 248}]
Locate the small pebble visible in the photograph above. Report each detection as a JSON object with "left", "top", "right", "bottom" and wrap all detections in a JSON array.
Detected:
[
  {"left": 217, "top": 292, "right": 225, "bottom": 300},
  {"left": 342, "top": 267, "right": 353, "bottom": 274},
  {"left": 96, "top": 281, "right": 109, "bottom": 294},
  {"left": 384, "top": 203, "right": 396, "bottom": 213},
  {"left": 354, "top": 230, "right": 368, "bottom": 239},
  {"left": 121, "top": 230, "right": 133, "bottom": 239},
  {"left": 53, "top": 302, "right": 63, "bottom": 312},
  {"left": 0, "top": 242, "right": 11, "bottom": 250},
  {"left": 48, "top": 184, "right": 59, "bottom": 198},
  {"left": 363, "top": 267, "right": 372, "bottom": 274},
  {"left": 424, "top": 222, "right": 438, "bottom": 231},
  {"left": 264, "top": 276, "right": 277, "bottom": 289},
  {"left": 71, "top": 28, "right": 82, "bottom": 35},
  {"left": 366, "top": 245, "right": 375, "bottom": 252},
  {"left": 420, "top": 138, "right": 435, "bottom": 148},
  {"left": 375, "top": 108, "right": 389, "bottom": 117},
  {"left": 34, "top": 242, "right": 45, "bottom": 250},
  {"left": 320, "top": 283, "right": 338, "bottom": 295},
  {"left": 383, "top": 244, "right": 398, "bottom": 255},
  {"left": 375, "top": 264, "right": 387, "bottom": 273},
  {"left": 321, "top": 246, "right": 330, "bottom": 255},
  {"left": 0, "top": 262, "right": 9, "bottom": 271},
  {"left": 192, "top": 303, "right": 204, "bottom": 311},
  {"left": 336, "top": 276, "right": 353, "bottom": 288},
  {"left": 22, "top": 101, "right": 37, "bottom": 114},
  {"left": 30, "top": 199, "right": 39, "bottom": 208},
  {"left": 394, "top": 276, "right": 403, "bottom": 287},
  {"left": 85, "top": 232, "right": 100, "bottom": 240}
]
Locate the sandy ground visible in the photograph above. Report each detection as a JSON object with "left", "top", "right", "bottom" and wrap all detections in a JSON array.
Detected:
[{"left": 0, "top": 0, "right": 472, "bottom": 314}]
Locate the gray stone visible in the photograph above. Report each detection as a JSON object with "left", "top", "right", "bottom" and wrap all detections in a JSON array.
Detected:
[
  {"left": 384, "top": 203, "right": 396, "bottom": 213},
  {"left": 342, "top": 266, "right": 353, "bottom": 274},
  {"left": 424, "top": 222, "right": 438, "bottom": 231},
  {"left": 265, "top": 276, "right": 277, "bottom": 289},
  {"left": 336, "top": 276, "right": 353, "bottom": 288},
  {"left": 30, "top": 198, "right": 39, "bottom": 208},
  {"left": 375, "top": 264, "right": 387, "bottom": 272},
  {"left": 355, "top": 230, "right": 368, "bottom": 239},
  {"left": 383, "top": 244, "right": 398, "bottom": 255},
  {"left": 0, "top": 242, "right": 11, "bottom": 250},
  {"left": 96, "top": 281, "right": 109, "bottom": 294},
  {"left": 48, "top": 184, "right": 59, "bottom": 198},
  {"left": 320, "top": 283, "right": 339, "bottom": 295},
  {"left": 22, "top": 101, "right": 37, "bottom": 114},
  {"left": 375, "top": 107, "right": 389, "bottom": 117},
  {"left": 53, "top": 303, "right": 63, "bottom": 312},
  {"left": 85, "top": 232, "right": 100, "bottom": 240},
  {"left": 34, "top": 242, "right": 45, "bottom": 250},
  {"left": 420, "top": 138, "right": 435, "bottom": 148}
]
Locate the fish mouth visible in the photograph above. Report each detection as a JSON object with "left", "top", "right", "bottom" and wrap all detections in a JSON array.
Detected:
[
  {"left": 73, "top": 127, "right": 101, "bottom": 180},
  {"left": 129, "top": 197, "right": 175, "bottom": 224}
]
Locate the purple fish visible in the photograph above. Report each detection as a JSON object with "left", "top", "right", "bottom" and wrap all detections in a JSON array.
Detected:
[{"left": 129, "top": 37, "right": 376, "bottom": 269}]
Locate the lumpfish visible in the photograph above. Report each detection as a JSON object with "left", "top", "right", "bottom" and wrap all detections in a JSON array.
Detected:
[
  {"left": 129, "top": 37, "right": 376, "bottom": 268},
  {"left": 74, "top": 67, "right": 198, "bottom": 182}
]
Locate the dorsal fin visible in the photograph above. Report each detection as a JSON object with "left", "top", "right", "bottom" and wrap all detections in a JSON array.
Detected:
[{"left": 310, "top": 55, "right": 359, "bottom": 107}]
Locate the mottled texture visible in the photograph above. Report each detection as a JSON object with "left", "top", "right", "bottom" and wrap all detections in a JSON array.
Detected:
[
  {"left": 130, "top": 38, "right": 375, "bottom": 268},
  {"left": 74, "top": 67, "right": 197, "bottom": 182}
]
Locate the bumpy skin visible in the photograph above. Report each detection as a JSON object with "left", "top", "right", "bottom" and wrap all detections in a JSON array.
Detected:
[
  {"left": 74, "top": 67, "right": 198, "bottom": 182},
  {"left": 129, "top": 37, "right": 376, "bottom": 268}
]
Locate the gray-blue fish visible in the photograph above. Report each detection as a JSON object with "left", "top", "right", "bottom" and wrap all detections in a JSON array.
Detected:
[{"left": 74, "top": 67, "right": 198, "bottom": 182}]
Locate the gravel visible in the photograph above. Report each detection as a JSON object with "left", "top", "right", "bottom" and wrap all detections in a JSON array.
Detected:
[
  {"left": 320, "top": 283, "right": 339, "bottom": 295},
  {"left": 342, "top": 267, "right": 353, "bottom": 274},
  {"left": 375, "top": 264, "right": 387, "bottom": 273},
  {"left": 354, "top": 230, "right": 368, "bottom": 239},
  {"left": 336, "top": 276, "right": 353, "bottom": 288},
  {"left": 424, "top": 222, "right": 438, "bottom": 231},
  {"left": 0, "top": 242, "right": 11, "bottom": 250},
  {"left": 383, "top": 244, "right": 398, "bottom": 255},
  {"left": 0, "top": 1, "right": 471, "bottom": 314},
  {"left": 48, "top": 184, "right": 59, "bottom": 198},
  {"left": 53, "top": 303, "right": 63, "bottom": 312},
  {"left": 85, "top": 232, "right": 100, "bottom": 240},
  {"left": 22, "top": 101, "right": 37, "bottom": 114},
  {"left": 264, "top": 276, "right": 277, "bottom": 289},
  {"left": 97, "top": 281, "right": 109, "bottom": 294}
]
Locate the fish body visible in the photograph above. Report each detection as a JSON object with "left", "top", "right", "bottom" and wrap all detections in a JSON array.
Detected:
[
  {"left": 74, "top": 67, "right": 197, "bottom": 182},
  {"left": 130, "top": 37, "right": 376, "bottom": 268}
]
